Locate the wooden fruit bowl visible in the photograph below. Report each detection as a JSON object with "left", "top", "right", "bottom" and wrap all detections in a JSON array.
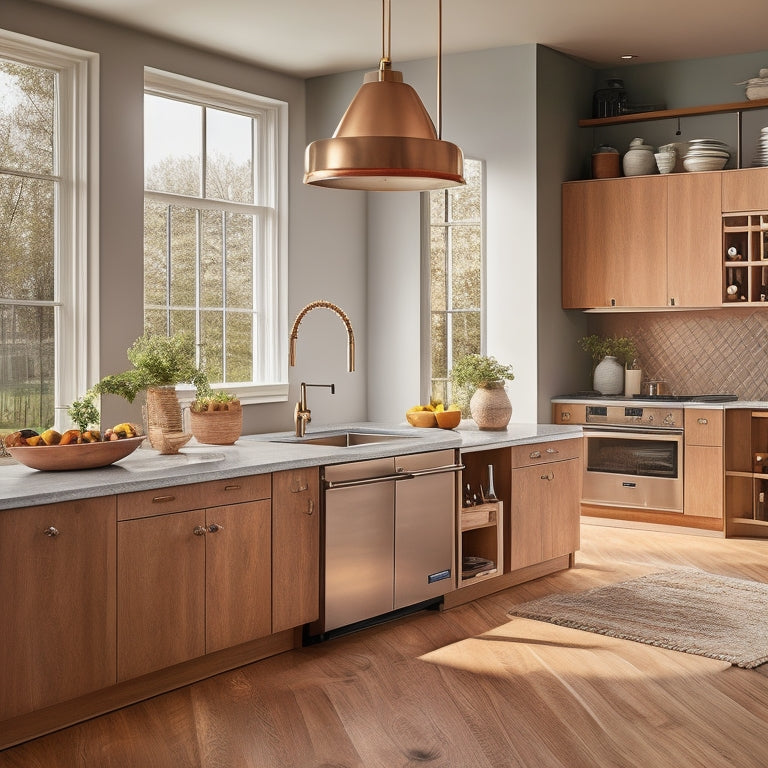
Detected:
[{"left": 8, "top": 436, "right": 145, "bottom": 471}]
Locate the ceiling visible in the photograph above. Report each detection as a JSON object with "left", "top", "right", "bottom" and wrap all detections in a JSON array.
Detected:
[{"left": 30, "top": 0, "right": 768, "bottom": 78}]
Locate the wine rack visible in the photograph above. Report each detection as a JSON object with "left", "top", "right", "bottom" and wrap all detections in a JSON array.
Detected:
[{"left": 722, "top": 212, "right": 768, "bottom": 303}]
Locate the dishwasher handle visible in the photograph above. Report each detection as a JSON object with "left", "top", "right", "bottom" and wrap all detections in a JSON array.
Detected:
[
  {"left": 397, "top": 463, "right": 465, "bottom": 478},
  {"left": 324, "top": 472, "right": 415, "bottom": 490}
]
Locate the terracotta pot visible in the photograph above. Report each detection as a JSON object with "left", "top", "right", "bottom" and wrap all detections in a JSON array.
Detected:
[{"left": 469, "top": 381, "right": 512, "bottom": 431}]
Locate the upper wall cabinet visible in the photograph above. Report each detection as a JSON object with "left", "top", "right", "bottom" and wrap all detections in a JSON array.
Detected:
[
  {"left": 562, "top": 170, "right": 761, "bottom": 310},
  {"left": 562, "top": 176, "right": 667, "bottom": 309}
]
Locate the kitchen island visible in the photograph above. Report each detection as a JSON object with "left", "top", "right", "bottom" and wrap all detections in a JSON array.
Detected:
[{"left": 0, "top": 420, "right": 581, "bottom": 750}]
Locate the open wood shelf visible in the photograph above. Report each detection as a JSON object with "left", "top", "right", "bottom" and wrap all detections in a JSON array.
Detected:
[{"left": 579, "top": 97, "right": 768, "bottom": 128}]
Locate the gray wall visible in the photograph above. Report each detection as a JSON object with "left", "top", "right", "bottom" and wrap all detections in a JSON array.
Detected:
[{"left": 3, "top": 0, "right": 368, "bottom": 433}]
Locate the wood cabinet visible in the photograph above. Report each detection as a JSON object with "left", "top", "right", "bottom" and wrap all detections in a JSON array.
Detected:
[
  {"left": 563, "top": 173, "right": 722, "bottom": 309},
  {"left": 667, "top": 172, "right": 723, "bottom": 307},
  {"left": 271, "top": 468, "right": 320, "bottom": 633},
  {"left": 725, "top": 409, "right": 768, "bottom": 538},
  {"left": 721, "top": 211, "right": 768, "bottom": 303},
  {"left": 0, "top": 497, "right": 116, "bottom": 721},
  {"left": 684, "top": 409, "right": 724, "bottom": 520},
  {"left": 722, "top": 167, "right": 768, "bottom": 212},
  {"left": 117, "top": 476, "right": 272, "bottom": 681},
  {"left": 509, "top": 450, "right": 581, "bottom": 571},
  {"left": 562, "top": 176, "right": 667, "bottom": 308}
]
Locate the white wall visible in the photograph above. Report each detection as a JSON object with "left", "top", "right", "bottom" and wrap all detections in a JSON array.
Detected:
[
  {"left": 3, "top": 0, "right": 369, "bottom": 434},
  {"left": 314, "top": 47, "right": 544, "bottom": 423}
]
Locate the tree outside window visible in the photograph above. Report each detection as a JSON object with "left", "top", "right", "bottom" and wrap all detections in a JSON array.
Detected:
[{"left": 428, "top": 158, "right": 484, "bottom": 406}]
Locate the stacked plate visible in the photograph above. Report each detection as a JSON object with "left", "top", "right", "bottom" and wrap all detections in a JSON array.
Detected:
[
  {"left": 752, "top": 127, "right": 768, "bottom": 167},
  {"left": 683, "top": 139, "right": 730, "bottom": 172}
]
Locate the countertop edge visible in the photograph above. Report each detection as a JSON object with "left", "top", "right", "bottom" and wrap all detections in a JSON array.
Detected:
[{"left": 0, "top": 421, "right": 583, "bottom": 510}]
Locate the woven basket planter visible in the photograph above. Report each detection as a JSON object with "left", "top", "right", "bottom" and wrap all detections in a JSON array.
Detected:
[
  {"left": 190, "top": 401, "right": 242, "bottom": 445},
  {"left": 145, "top": 386, "right": 192, "bottom": 454}
]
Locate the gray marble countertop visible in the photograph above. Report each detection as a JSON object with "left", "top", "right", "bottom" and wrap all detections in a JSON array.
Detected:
[{"left": 0, "top": 420, "right": 581, "bottom": 510}]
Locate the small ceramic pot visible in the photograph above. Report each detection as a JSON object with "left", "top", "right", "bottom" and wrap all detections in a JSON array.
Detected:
[{"left": 623, "top": 138, "right": 657, "bottom": 176}]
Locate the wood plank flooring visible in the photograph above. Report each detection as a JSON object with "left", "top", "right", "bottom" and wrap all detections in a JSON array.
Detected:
[{"left": 4, "top": 522, "right": 768, "bottom": 767}]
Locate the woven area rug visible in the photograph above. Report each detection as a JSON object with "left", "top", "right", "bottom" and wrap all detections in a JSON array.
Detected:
[{"left": 508, "top": 568, "right": 768, "bottom": 668}]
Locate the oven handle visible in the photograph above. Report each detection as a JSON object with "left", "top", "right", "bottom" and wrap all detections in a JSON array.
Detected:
[{"left": 582, "top": 425, "right": 683, "bottom": 438}]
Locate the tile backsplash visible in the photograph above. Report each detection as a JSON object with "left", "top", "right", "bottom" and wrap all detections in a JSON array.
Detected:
[{"left": 591, "top": 309, "right": 768, "bottom": 400}]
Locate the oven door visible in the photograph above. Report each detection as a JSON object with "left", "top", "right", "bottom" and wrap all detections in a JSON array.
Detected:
[{"left": 582, "top": 427, "right": 683, "bottom": 513}]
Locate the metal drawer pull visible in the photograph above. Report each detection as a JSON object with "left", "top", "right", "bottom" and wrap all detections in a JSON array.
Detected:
[
  {"left": 193, "top": 525, "right": 207, "bottom": 536},
  {"left": 43, "top": 526, "right": 60, "bottom": 537},
  {"left": 290, "top": 481, "right": 309, "bottom": 493},
  {"left": 529, "top": 450, "right": 542, "bottom": 459},
  {"left": 540, "top": 472, "right": 554, "bottom": 481},
  {"left": 546, "top": 447, "right": 559, "bottom": 454},
  {"left": 224, "top": 484, "right": 241, "bottom": 491},
  {"left": 152, "top": 495, "right": 175, "bottom": 503},
  {"left": 207, "top": 523, "right": 224, "bottom": 533},
  {"left": 697, "top": 418, "right": 708, "bottom": 425},
  {"left": 305, "top": 499, "right": 315, "bottom": 516},
  {"left": 561, "top": 411, "right": 571, "bottom": 421}
]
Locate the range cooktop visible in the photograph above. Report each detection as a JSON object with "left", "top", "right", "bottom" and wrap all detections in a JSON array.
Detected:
[{"left": 557, "top": 392, "right": 739, "bottom": 403}]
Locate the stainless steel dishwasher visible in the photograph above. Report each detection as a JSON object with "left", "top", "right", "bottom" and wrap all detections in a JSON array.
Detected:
[{"left": 317, "top": 449, "right": 461, "bottom": 635}]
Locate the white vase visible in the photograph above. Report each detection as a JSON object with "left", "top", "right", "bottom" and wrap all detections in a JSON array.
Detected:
[
  {"left": 593, "top": 356, "right": 624, "bottom": 395},
  {"left": 469, "top": 381, "right": 512, "bottom": 430}
]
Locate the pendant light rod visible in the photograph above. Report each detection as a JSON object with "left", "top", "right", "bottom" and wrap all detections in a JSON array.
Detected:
[
  {"left": 437, "top": 0, "right": 442, "bottom": 139},
  {"left": 382, "top": 0, "right": 391, "bottom": 64}
]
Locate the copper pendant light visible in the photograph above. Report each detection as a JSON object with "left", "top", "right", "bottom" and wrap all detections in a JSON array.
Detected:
[{"left": 303, "top": 0, "right": 465, "bottom": 191}]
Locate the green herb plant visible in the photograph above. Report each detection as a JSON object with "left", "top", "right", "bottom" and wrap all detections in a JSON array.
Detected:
[
  {"left": 449, "top": 354, "right": 515, "bottom": 390},
  {"left": 191, "top": 390, "right": 240, "bottom": 413},
  {"left": 578, "top": 335, "right": 637, "bottom": 368},
  {"left": 94, "top": 331, "right": 210, "bottom": 403},
  {"left": 67, "top": 389, "right": 100, "bottom": 432}
]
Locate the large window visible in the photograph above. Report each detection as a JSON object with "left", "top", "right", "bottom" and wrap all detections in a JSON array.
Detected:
[
  {"left": 143, "top": 70, "right": 287, "bottom": 403},
  {"left": 0, "top": 32, "right": 96, "bottom": 433},
  {"left": 427, "top": 158, "right": 484, "bottom": 405}
]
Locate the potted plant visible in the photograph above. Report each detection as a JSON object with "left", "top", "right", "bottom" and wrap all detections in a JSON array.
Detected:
[
  {"left": 450, "top": 354, "right": 515, "bottom": 430},
  {"left": 578, "top": 334, "right": 637, "bottom": 394},
  {"left": 94, "top": 331, "right": 209, "bottom": 453},
  {"left": 189, "top": 390, "right": 242, "bottom": 445}
]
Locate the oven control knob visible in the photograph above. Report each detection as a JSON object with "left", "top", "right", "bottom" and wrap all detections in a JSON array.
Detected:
[
  {"left": 663, "top": 413, "right": 675, "bottom": 426},
  {"left": 647, "top": 414, "right": 654, "bottom": 423}
]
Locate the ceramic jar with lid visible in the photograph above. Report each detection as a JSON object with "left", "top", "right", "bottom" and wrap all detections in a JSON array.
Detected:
[{"left": 623, "top": 137, "right": 657, "bottom": 176}]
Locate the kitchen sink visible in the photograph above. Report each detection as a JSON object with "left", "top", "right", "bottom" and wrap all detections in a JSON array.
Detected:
[{"left": 271, "top": 431, "right": 415, "bottom": 447}]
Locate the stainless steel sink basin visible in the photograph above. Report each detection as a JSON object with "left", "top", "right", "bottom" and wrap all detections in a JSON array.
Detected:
[{"left": 271, "top": 431, "right": 413, "bottom": 447}]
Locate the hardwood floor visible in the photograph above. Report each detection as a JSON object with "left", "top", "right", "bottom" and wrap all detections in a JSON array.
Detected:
[{"left": 4, "top": 522, "right": 768, "bottom": 767}]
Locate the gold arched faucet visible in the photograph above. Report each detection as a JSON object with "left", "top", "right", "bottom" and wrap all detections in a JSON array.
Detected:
[{"left": 288, "top": 300, "right": 355, "bottom": 372}]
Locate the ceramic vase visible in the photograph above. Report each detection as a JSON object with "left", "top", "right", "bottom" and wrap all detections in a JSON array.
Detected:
[
  {"left": 593, "top": 356, "right": 624, "bottom": 395},
  {"left": 469, "top": 381, "right": 512, "bottom": 430},
  {"left": 623, "top": 138, "right": 657, "bottom": 176}
]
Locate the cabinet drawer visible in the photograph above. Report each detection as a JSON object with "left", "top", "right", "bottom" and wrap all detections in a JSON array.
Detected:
[
  {"left": 552, "top": 403, "right": 586, "bottom": 425},
  {"left": 510, "top": 438, "right": 581, "bottom": 468},
  {"left": 685, "top": 409, "right": 723, "bottom": 446},
  {"left": 117, "top": 474, "right": 271, "bottom": 520}
]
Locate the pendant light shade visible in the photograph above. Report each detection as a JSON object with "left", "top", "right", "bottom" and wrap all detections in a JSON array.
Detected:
[{"left": 304, "top": 1, "right": 465, "bottom": 191}]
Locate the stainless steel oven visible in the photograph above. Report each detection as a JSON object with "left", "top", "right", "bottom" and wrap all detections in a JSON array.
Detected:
[
  {"left": 583, "top": 425, "right": 683, "bottom": 512},
  {"left": 580, "top": 403, "right": 684, "bottom": 513}
]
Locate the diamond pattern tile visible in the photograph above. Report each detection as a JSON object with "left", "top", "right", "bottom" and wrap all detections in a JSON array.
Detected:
[{"left": 591, "top": 310, "right": 768, "bottom": 400}]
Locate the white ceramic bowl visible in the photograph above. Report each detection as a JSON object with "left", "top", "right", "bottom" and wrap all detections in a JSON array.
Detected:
[
  {"left": 655, "top": 152, "right": 676, "bottom": 174},
  {"left": 683, "top": 155, "right": 728, "bottom": 172}
]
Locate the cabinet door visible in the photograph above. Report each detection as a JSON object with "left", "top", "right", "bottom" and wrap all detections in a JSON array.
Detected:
[
  {"left": 541, "top": 458, "right": 582, "bottom": 561},
  {"left": 684, "top": 445, "right": 724, "bottom": 519},
  {"left": 510, "top": 458, "right": 581, "bottom": 570},
  {"left": 0, "top": 498, "right": 116, "bottom": 721},
  {"left": 272, "top": 469, "right": 320, "bottom": 633},
  {"left": 722, "top": 167, "right": 768, "bottom": 212},
  {"left": 118, "top": 510, "right": 206, "bottom": 681},
  {"left": 206, "top": 500, "right": 272, "bottom": 652},
  {"left": 667, "top": 172, "right": 722, "bottom": 307},
  {"left": 562, "top": 177, "right": 667, "bottom": 308}
]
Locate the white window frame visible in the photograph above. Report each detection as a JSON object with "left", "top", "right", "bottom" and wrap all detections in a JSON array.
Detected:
[
  {"left": 421, "top": 158, "right": 486, "bottom": 404},
  {"left": 0, "top": 30, "right": 99, "bottom": 431},
  {"left": 143, "top": 68, "right": 289, "bottom": 405}
]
